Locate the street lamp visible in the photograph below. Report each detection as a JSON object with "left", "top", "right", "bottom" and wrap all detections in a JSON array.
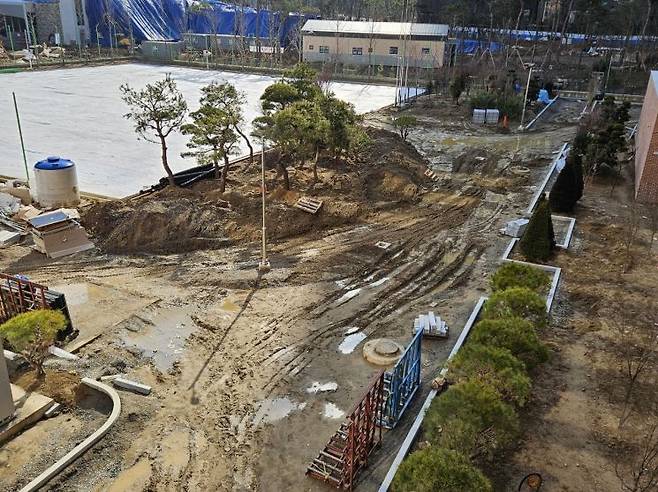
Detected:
[{"left": 258, "top": 138, "right": 270, "bottom": 273}]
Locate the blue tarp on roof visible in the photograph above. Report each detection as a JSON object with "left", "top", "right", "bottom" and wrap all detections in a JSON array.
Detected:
[{"left": 85, "top": 0, "right": 307, "bottom": 47}]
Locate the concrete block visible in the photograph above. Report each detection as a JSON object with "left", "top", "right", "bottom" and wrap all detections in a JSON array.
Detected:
[
  {"left": 112, "top": 378, "right": 151, "bottom": 395},
  {"left": 48, "top": 346, "right": 78, "bottom": 360},
  {"left": 0, "top": 230, "right": 20, "bottom": 247},
  {"left": 0, "top": 384, "right": 53, "bottom": 444},
  {"left": 44, "top": 403, "right": 62, "bottom": 418}
]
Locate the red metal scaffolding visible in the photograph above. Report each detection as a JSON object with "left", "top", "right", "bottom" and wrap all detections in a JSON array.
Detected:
[
  {"left": 0, "top": 274, "right": 48, "bottom": 322},
  {"left": 306, "top": 370, "right": 385, "bottom": 491}
]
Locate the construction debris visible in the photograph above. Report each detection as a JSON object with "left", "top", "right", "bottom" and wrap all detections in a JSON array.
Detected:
[
  {"left": 0, "top": 230, "right": 20, "bottom": 247},
  {"left": 424, "top": 168, "right": 441, "bottom": 182},
  {"left": 28, "top": 209, "right": 94, "bottom": 258},
  {"left": 502, "top": 218, "right": 529, "bottom": 238},
  {"left": 47, "top": 346, "right": 78, "bottom": 360},
  {"left": 112, "top": 377, "right": 152, "bottom": 395},
  {"left": 0, "top": 193, "right": 21, "bottom": 216},
  {"left": 295, "top": 197, "right": 323, "bottom": 214},
  {"left": 0, "top": 180, "right": 31, "bottom": 205},
  {"left": 375, "top": 241, "right": 391, "bottom": 249},
  {"left": 413, "top": 311, "right": 449, "bottom": 338}
]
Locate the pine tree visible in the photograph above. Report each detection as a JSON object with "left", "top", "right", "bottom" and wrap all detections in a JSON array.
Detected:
[
  {"left": 549, "top": 154, "right": 582, "bottom": 212},
  {"left": 519, "top": 197, "right": 555, "bottom": 262}
]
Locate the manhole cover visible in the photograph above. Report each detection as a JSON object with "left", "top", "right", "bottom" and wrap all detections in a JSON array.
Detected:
[{"left": 363, "top": 338, "right": 405, "bottom": 366}]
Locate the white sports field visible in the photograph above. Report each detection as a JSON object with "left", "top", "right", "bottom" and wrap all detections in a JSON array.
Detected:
[{"left": 0, "top": 63, "right": 397, "bottom": 197}]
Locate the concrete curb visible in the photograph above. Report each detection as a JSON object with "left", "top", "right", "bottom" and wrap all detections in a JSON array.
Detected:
[{"left": 19, "top": 378, "right": 121, "bottom": 492}]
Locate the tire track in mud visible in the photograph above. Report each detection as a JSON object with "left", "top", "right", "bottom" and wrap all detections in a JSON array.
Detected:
[{"left": 259, "top": 240, "right": 482, "bottom": 396}]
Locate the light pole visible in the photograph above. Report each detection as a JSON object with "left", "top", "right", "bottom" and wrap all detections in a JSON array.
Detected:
[
  {"left": 519, "top": 66, "right": 533, "bottom": 131},
  {"left": 258, "top": 139, "right": 270, "bottom": 273}
]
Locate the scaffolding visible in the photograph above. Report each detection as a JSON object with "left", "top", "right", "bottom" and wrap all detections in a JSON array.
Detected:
[
  {"left": 306, "top": 370, "right": 385, "bottom": 491},
  {"left": 380, "top": 329, "right": 422, "bottom": 429}
]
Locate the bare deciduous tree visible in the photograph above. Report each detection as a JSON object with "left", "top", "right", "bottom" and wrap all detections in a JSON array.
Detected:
[
  {"left": 617, "top": 422, "right": 658, "bottom": 492},
  {"left": 615, "top": 312, "right": 658, "bottom": 427}
]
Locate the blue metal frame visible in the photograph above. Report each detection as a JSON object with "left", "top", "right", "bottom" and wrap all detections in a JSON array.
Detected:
[{"left": 379, "top": 329, "right": 422, "bottom": 429}]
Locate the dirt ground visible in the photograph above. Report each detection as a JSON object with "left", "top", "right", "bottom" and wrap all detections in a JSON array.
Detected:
[
  {"left": 1, "top": 93, "right": 583, "bottom": 491},
  {"left": 494, "top": 172, "right": 658, "bottom": 492}
]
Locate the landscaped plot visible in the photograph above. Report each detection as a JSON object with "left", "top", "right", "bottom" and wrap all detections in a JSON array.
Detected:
[{"left": 0, "top": 63, "right": 397, "bottom": 197}]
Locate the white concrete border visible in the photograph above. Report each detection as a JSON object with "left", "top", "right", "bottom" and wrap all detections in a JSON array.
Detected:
[
  {"left": 526, "top": 142, "right": 569, "bottom": 215},
  {"left": 19, "top": 378, "right": 121, "bottom": 492}
]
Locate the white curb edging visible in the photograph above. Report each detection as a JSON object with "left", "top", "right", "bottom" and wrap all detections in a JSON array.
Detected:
[{"left": 19, "top": 378, "right": 121, "bottom": 492}]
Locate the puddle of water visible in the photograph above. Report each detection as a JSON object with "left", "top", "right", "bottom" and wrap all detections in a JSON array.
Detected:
[
  {"left": 220, "top": 298, "right": 241, "bottom": 312},
  {"left": 323, "top": 402, "right": 345, "bottom": 419},
  {"left": 338, "top": 332, "right": 367, "bottom": 354},
  {"left": 336, "top": 287, "right": 362, "bottom": 304},
  {"left": 306, "top": 381, "right": 338, "bottom": 394},
  {"left": 368, "top": 277, "right": 390, "bottom": 288},
  {"left": 253, "top": 397, "right": 306, "bottom": 424},
  {"left": 120, "top": 309, "right": 194, "bottom": 372}
]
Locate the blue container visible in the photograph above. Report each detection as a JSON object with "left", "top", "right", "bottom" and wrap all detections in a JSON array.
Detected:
[{"left": 34, "top": 156, "right": 75, "bottom": 170}]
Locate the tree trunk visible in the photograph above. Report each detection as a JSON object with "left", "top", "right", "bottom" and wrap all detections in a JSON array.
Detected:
[
  {"left": 279, "top": 160, "right": 290, "bottom": 190},
  {"left": 313, "top": 146, "right": 320, "bottom": 182},
  {"left": 234, "top": 125, "right": 253, "bottom": 165},
  {"left": 220, "top": 154, "right": 230, "bottom": 192},
  {"left": 213, "top": 157, "right": 221, "bottom": 179},
  {"left": 160, "top": 134, "right": 175, "bottom": 186}
]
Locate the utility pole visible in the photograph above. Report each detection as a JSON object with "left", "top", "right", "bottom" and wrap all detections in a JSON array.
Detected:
[
  {"left": 258, "top": 139, "right": 270, "bottom": 273},
  {"left": 519, "top": 66, "right": 533, "bottom": 130},
  {"left": 12, "top": 92, "right": 30, "bottom": 185}
]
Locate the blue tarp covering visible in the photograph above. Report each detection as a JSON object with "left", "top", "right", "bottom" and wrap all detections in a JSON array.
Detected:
[
  {"left": 455, "top": 39, "right": 502, "bottom": 54},
  {"left": 85, "top": 0, "right": 307, "bottom": 47}
]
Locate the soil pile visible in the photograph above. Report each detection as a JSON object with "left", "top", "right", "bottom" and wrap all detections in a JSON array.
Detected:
[{"left": 83, "top": 128, "right": 431, "bottom": 255}]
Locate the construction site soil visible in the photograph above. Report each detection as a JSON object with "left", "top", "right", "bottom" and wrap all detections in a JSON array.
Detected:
[
  {"left": 82, "top": 128, "right": 430, "bottom": 255},
  {"left": 2, "top": 94, "right": 588, "bottom": 492}
]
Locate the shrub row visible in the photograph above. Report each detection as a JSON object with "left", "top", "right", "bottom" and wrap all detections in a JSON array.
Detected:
[{"left": 392, "top": 263, "right": 549, "bottom": 492}]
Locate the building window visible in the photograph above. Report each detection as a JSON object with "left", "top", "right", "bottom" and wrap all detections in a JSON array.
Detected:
[
  {"left": 389, "top": 46, "right": 398, "bottom": 55},
  {"left": 352, "top": 47, "right": 363, "bottom": 55},
  {"left": 308, "top": 45, "right": 314, "bottom": 50},
  {"left": 421, "top": 47, "right": 430, "bottom": 54},
  {"left": 319, "top": 45, "right": 329, "bottom": 53}
]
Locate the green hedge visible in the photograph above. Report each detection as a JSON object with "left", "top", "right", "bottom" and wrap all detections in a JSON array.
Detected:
[
  {"left": 449, "top": 343, "right": 531, "bottom": 406},
  {"left": 471, "top": 317, "right": 549, "bottom": 369},
  {"left": 392, "top": 447, "right": 492, "bottom": 492},
  {"left": 394, "top": 270, "right": 551, "bottom": 490},
  {"left": 490, "top": 263, "right": 550, "bottom": 294},
  {"left": 424, "top": 379, "right": 519, "bottom": 458},
  {"left": 482, "top": 287, "right": 547, "bottom": 329}
]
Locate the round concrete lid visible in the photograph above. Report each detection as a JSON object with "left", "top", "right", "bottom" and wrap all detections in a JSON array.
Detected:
[
  {"left": 374, "top": 339, "right": 401, "bottom": 356},
  {"left": 363, "top": 338, "right": 405, "bottom": 366}
]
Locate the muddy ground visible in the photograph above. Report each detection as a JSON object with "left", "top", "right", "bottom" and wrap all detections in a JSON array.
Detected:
[{"left": 1, "top": 94, "right": 583, "bottom": 491}]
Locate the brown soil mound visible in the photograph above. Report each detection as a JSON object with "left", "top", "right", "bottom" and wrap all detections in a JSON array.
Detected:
[
  {"left": 82, "top": 128, "right": 430, "bottom": 255},
  {"left": 14, "top": 370, "right": 81, "bottom": 408}
]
